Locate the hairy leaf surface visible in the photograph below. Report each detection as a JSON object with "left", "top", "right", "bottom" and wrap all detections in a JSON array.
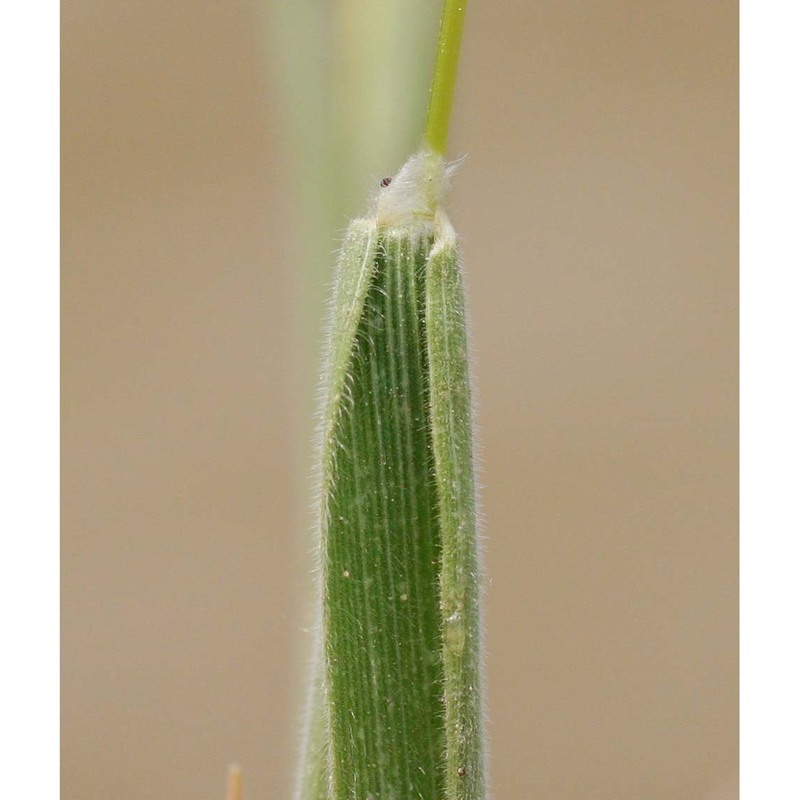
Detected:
[{"left": 302, "top": 150, "right": 485, "bottom": 800}]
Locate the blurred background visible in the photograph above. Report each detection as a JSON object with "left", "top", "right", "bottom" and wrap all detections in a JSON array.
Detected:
[{"left": 62, "top": 1, "right": 737, "bottom": 798}]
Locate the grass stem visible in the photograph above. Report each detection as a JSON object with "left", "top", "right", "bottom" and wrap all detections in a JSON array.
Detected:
[{"left": 424, "top": 0, "right": 468, "bottom": 155}]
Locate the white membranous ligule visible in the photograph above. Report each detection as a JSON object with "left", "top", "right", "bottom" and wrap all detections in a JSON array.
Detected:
[{"left": 375, "top": 147, "right": 462, "bottom": 233}]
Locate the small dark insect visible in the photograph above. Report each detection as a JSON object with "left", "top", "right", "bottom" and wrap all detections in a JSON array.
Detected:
[
  {"left": 457, "top": 767, "right": 466, "bottom": 778},
  {"left": 380, "top": 176, "right": 393, "bottom": 188}
]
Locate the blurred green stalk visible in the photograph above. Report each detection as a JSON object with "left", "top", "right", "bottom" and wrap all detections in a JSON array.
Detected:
[{"left": 269, "top": 0, "right": 440, "bottom": 302}]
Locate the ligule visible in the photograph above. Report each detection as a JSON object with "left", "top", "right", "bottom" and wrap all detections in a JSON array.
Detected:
[{"left": 305, "top": 150, "right": 485, "bottom": 800}]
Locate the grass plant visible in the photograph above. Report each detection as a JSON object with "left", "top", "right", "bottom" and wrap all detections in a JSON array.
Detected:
[{"left": 295, "top": 3, "right": 486, "bottom": 799}]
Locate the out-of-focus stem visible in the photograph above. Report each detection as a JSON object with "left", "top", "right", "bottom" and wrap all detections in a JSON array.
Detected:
[{"left": 225, "top": 764, "right": 242, "bottom": 800}]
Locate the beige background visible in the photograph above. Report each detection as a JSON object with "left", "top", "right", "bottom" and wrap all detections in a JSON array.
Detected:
[{"left": 62, "top": 1, "right": 737, "bottom": 798}]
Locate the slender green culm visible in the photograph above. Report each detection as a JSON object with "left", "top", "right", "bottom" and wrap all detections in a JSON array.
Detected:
[
  {"left": 424, "top": 0, "right": 468, "bottom": 155},
  {"left": 296, "top": 2, "right": 484, "bottom": 799}
]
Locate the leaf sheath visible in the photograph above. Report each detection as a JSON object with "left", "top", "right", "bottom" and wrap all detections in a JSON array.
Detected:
[
  {"left": 324, "top": 230, "right": 445, "bottom": 800},
  {"left": 305, "top": 155, "right": 485, "bottom": 800}
]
